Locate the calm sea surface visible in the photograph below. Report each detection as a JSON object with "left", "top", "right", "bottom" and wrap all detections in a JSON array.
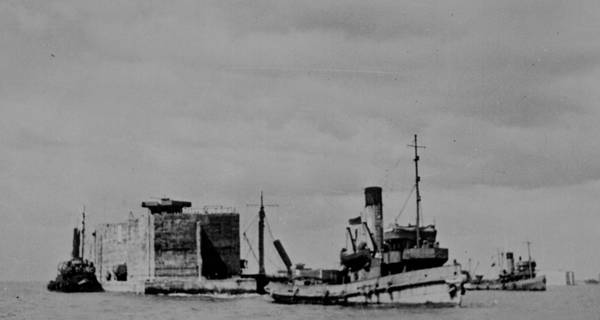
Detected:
[{"left": 1, "top": 282, "right": 599, "bottom": 320}]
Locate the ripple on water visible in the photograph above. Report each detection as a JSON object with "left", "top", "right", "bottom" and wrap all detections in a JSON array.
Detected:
[{"left": 2, "top": 282, "right": 600, "bottom": 320}]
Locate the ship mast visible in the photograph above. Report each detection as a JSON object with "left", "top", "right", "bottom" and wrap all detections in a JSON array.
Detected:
[
  {"left": 81, "top": 206, "right": 86, "bottom": 260},
  {"left": 408, "top": 134, "right": 425, "bottom": 247},
  {"left": 258, "top": 192, "right": 265, "bottom": 276},
  {"left": 247, "top": 192, "right": 277, "bottom": 276}
]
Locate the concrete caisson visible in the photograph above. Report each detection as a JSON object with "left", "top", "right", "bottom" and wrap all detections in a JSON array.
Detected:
[{"left": 92, "top": 199, "right": 245, "bottom": 293}]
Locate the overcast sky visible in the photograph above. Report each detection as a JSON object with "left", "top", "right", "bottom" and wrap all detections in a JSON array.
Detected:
[{"left": 2, "top": 0, "right": 600, "bottom": 281}]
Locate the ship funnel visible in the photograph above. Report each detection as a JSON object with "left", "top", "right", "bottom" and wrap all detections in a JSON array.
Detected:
[
  {"left": 364, "top": 186, "right": 383, "bottom": 252},
  {"left": 71, "top": 228, "right": 81, "bottom": 259},
  {"left": 506, "top": 252, "right": 514, "bottom": 274}
]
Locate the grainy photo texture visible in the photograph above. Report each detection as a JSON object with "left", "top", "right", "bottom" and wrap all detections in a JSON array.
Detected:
[{"left": 1, "top": 1, "right": 599, "bottom": 319}]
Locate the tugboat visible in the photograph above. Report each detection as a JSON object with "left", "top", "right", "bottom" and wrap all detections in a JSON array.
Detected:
[
  {"left": 48, "top": 209, "right": 103, "bottom": 292},
  {"left": 466, "top": 242, "right": 546, "bottom": 291},
  {"left": 265, "top": 135, "right": 467, "bottom": 306}
]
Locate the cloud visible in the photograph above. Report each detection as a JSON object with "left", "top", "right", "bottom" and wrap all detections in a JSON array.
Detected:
[{"left": 2, "top": 0, "right": 600, "bottom": 280}]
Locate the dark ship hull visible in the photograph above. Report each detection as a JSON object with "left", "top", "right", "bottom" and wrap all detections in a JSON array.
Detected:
[{"left": 47, "top": 268, "right": 103, "bottom": 293}]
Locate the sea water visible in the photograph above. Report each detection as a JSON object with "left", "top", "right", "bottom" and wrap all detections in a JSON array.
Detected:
[{"left": 2, "top": 282, "right": 599, "bottom": 320}]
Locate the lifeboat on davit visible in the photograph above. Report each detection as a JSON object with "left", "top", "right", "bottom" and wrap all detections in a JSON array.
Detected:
[{"left": 340, "top": 243, "right": 371, "bottom": 272}]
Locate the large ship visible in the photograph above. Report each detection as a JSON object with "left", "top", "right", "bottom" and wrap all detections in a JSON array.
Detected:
[
  {"left": 265, "top": 135, "right": 467, "bottom": 306},
  {"left": 466, "top": 244, "right": 546, "bottom": 291}
]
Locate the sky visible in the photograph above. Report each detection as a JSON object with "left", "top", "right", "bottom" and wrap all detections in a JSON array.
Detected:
[{"left": 1, "top": 0, "right": 600, "bottom": 281}]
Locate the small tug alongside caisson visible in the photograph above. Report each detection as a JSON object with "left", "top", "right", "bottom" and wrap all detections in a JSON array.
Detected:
[
  {"left": 48, "top": 211, "right": 103, "bottom": 293},
  {"left": 265, "top": 135, "right": 467, "bottom": 306}
]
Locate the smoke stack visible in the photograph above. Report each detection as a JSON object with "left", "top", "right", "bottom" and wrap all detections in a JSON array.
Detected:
[
  {"left": 364, "top": 186, "right": 383, "bottom": 252},
  {"left": 506, "top": 252, "right": 514, "bottom": 273},
  {"left": 72, "top": 228, "right": 81, "bottom": 259}
]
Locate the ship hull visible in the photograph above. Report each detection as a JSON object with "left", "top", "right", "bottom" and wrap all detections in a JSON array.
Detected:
[
  {"left": 266, "top": 265, "right": 466, "bottom": 306},
  {"left": 465, "top": 275, "right": 546, "bottom": 291},
  {"left": 47, "top": 274, "right": 103, "bottom": 293}
]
